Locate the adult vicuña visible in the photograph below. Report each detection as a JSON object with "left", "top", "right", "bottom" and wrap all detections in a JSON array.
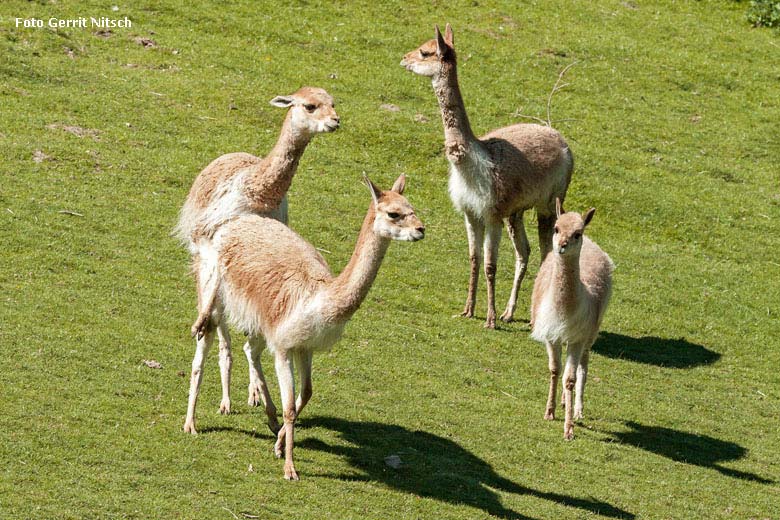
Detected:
[
  {"left": 182, "top": 174, "right": 424, "bottom": 480},
  {"left": 401, "top": 24, "right": 573, "bottom": 328},
  {"left": 175, "top": 87, "right": 339, "bottom": 416},
  {"left": 530, "top": 198, "right": 613, "bottom": 440}
]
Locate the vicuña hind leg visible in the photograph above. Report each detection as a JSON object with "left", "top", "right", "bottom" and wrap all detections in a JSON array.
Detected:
[
  {"left": 217, "top": 320, "right": 232, "bottom": 414},
  {"left": 537, "top": 212, "right": 557, "bottom": 262},
  {"left": 184, "top": 321, "right": 216, "bottom": 434},
  {"left": 191, "top": 244, "right": 220, "bottom": 339},
  {"left": 501, "top": 211, "right": 531, "bottom": 323}
]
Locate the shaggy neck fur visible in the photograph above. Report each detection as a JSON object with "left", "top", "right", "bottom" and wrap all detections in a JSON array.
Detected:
[
  {"left": 432, "top": 59, "right": 483, "bottom": 163},
  {"left": 326, "top": 203, "right": 390, "bottom": 323},
  {"left": 245, "top": 111, "right": 312, "bottom": 212}
]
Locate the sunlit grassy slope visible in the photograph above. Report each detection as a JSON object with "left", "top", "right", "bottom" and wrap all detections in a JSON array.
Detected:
[{"left": 1, "top": 1, "right": 779, "bottom": 518}]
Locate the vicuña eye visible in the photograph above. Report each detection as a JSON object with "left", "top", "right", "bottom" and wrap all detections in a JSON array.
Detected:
[
  {"left": 420, "top": 50, "right": 431, "bottom": 58},
  {"left": 304, "top": 104, "right": 316, "bottom": 112},
  {"left": 574, "top": 232, "right": 582, "bottom": 240},
  {"left": 554, "top": 227, "right": 560, "bottom": 234},
  {"left": 387, "top": 212, "right": 400, "bottom": 219}
]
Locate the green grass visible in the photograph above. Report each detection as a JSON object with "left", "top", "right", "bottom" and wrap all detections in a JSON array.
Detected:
[{"left": 1, "top": 0, "right": 779, "bottom": 518}]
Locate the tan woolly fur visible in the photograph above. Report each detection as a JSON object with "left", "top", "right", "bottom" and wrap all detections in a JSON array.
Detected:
[
  {"left": 530, "top": 198, "right": 614, "bottom": 440},
  {"left": 182, "top": 175, "right": 424, "bottom": 480},
  {"left": 401, "top": 24, "right": 573, "bottom": 328}
]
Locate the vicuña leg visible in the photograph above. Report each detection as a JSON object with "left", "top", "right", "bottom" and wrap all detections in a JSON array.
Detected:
[
  {"left": 574, "top": 346, "right": 591, "bottom": 420},
  {"left": 244, "top": 336, "right": 280, "bottom": 433},
  {"left": 217, "top": 320, "right": 232, "bottom": 414},
  {"left": 191, "top": 244, "right": 220, "bottom": 339},
  {"left": 184, "top": 321, "right": 216, "bottom": 434},
  {"left": 274, "top": 350, "right": 314, "bottom": 455},
  {"left": 273, "top": 350, "right": 298, "bottom": 480},
  {"left": 545, "top": 340, "right": 562, "bottom": 421},
  {"left": 562, "top": 343, "right": 585, "bottom": 441},
  {"left": 483, "top": 221, "right": 502, "bottom": 329},
  {"left": 294, "top": 350, "right": 313, "bottom": 417},
  {"left": 537, "top": 212, "right": 557, "bottom": 262},
  {"left": 461, "top": 212, "right": 484, "bottom": 318},
  {"left": 500, "top": 211, "right": 531, "bottom": 323}
]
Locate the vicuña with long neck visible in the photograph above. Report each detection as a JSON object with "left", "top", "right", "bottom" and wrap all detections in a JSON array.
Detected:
[
  {"left": 530, "top": 198, "right": 614, "bottom": 440},
  {"left": 402, "top": 24, "right": 574, "bottom": 328},
  {"left": 182, "top": 174, "right": 425, "bottom": 481},
  {"left": 174, "top": 87, "right": 339, "bottom": 418}
]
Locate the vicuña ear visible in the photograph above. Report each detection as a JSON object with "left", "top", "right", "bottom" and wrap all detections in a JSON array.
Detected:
[
  {"left": 363, "top": 173, "right": 382, "bottom": 205},
  {"left": 435, "top": 25, "right": 447, "bottom": 57},
  {"left": 444, "top": 23, "right": 454, "bottom": 46},
  {"left": 269, "top": 95, "right": 295, "bottom": 108},
  {"left": 583, "top": 207, "right": 596, "bottom": 227},
  {"left": 555, "top": 197, "right": 564, "bottom": 218},
  {"left": 391, "top": 174, "right": 406, "bottom": 194}
]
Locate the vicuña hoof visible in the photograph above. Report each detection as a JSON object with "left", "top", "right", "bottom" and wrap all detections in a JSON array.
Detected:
[
  {"left": 183, "top": 421, "right": 198, "bottom": 435},
  {"left": 459, "top": 303, "right": 475, "bottom": 318},
  {"left": 219, "top": 399, "right": 231, "bottom": 415},
  {"left": 284, "top": 464, "right": 299, "bottom": 481}
]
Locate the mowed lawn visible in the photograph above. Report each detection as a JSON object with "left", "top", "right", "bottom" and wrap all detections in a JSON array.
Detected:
[{"left": 1, "top": 0, "right": 779, "bottom": 518}]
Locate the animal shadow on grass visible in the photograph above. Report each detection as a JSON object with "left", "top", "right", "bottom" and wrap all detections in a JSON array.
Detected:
[
  {"left": 297, "top": 416, "right": 634, "bottom": 520},
  {"left": 607, "top": 421, "right": 773, "bottom": 484},
  {"left": 592, "top": 332, "right": 720, "bottom": 368}
]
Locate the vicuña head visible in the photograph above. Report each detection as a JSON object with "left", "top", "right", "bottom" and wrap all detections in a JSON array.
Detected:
[
  {"left": 400, "top": 23, "right": 455, "bottom": 78},
  {"left": 270, "top": 86, "right": 340, "bottom": 135},
  {"left": 365, "top": 173, "right": 425, "bottom": 242},
  {"left": 553, "top": 197, "right": 596, "bottom": 257}
]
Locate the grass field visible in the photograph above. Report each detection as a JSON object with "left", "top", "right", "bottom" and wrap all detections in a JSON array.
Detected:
[{"left": 1, "top": 1, "right": 779, "bottom": 518}]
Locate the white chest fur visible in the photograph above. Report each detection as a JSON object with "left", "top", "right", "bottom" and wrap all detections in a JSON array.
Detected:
[
  {"left": 532, "top": 287, "right": 594, "bottom": 345},
  {"left": 447, "top": 148, "right": 495, "bottom": 219}
]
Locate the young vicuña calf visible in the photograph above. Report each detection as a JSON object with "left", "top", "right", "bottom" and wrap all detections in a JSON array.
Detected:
[
  {"left": 530, "top": 198, "right": 613, "bottom": 440},
  {"left": 183, "top": 174, "right": 424, "bottom": 480}
]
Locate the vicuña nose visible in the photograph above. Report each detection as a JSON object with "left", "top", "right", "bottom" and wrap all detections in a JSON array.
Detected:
[{"left": 416, "top": 226, "right": 425, "bottom": 234}]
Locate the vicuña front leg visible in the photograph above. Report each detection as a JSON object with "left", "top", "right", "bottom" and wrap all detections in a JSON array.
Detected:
[
  {"left": 273, "top": 351, "right": 313, "bottom": 457},
  {"left": 460, "top": 213, "right": 483, "bottom": 318},
  {"left": 545, "top": 341, "right": 562, "bottom": 421},
  {"left": 483, "top": 223, "right": 502, "bottom": 329},
  {"left": 243, "top": 337, "right": 279, "bottom": 434},
  {"left": 574, "top": 347, "right": 591, "bottom": 420},
  {"left": 273, "top": 351, "right": 298, "bottom": 480},
  {"left": 562, "top": 345, "right": 585, "bottom": 441}
]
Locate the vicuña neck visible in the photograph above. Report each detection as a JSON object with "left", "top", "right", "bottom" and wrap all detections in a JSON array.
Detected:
[
  {"left": 327, "top": 204, "right": 391, "bottom": 323},
  {"left": 246, "top": 111, "right": 312, "bottom": 212},
  {"left": 549, "top": 253, "right": 583, "bottom": 312},
  {"left": 432, "top": 61, "right": 481, "bottom": 161}
]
